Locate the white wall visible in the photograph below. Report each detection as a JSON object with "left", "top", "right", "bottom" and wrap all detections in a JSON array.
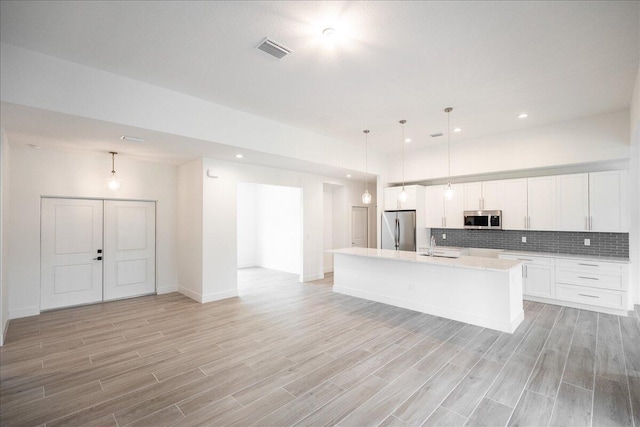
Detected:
[
  {"left": 387, "top": 110, "right": 630, "bottom": 184},
  {"left": 237, "top": 183, "right": 259, "bottom": 268},
  {"left": 177, "top": 158, "right": 204, "bottom": 302},
  {"left": 178, "top": 157, "right": 377, "bottom": 303},
  {"left": 323, "top": 186, "right": 334, "bottom": 273},
  {"left": 237, "top": 183, "right": 303, "bottom": 275},
  {"left": 630, "top": 66, "right": 640, "bottom": 305},
  {"left": 0, "top": 129, "right": 10, "bottom": 344},
  {"left": 7, "top": 146, "right": 179, "bottom": 319}
]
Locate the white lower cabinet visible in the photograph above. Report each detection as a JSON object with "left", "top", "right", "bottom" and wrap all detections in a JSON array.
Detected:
[
  {"left": 500, "top": 253, "right": 630, "bottom": 315},
  {"left": 500, "top": 254, "right": 554, "bottom": 298}
]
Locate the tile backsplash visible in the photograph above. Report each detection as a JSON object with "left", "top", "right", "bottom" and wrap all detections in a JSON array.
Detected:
[{"left": 430, "top": 228, "right": 629, "bottom": 258}]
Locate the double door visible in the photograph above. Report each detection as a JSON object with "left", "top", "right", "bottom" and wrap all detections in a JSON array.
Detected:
[{"left": 41, "top": 198, "right": 156, "bottom": 311}]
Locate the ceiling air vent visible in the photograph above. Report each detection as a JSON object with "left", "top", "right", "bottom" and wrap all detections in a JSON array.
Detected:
[
  {"left": 256, "top": 37, "right": 292, "bottom": 59},
  {"left": 430, "top": 133, "right": 444, "bottom": 138}
]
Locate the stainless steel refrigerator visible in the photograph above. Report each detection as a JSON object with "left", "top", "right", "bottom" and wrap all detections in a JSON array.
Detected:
[{"left": 381, "top": 211, "right": 416, "bottom": 251}]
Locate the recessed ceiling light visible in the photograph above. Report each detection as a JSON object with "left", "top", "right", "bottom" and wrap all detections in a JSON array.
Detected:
[
  {"left": 28, "top": 144, "right": 41, "bottom": 149},
  {"left": 120, "top": 135, "right": 145, "bottom": 143},
  {"left": 346, "top": 174, "right": 351, "bottom": 178},
  {"left": 323, "top": 27, "right": 336, "bottom": 38},
  {"left": 453, "top": 128, "right": 462, "bottom": 133},
  {"left": 404, "top": 138, "right": 411, "bottom": 143},
  {"left": 518, "top": 113, "right": 529, "bottom": 119},
  {"left": 235, "top": 154, "right": 244, "bottom": 159}
]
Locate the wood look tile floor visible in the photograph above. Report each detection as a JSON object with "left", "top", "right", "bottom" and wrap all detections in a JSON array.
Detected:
[{"left": 1, "top": 267, "right": 639, "bottom": 427}]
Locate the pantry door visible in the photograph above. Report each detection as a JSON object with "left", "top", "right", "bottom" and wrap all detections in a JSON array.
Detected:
[
  {"left": 41, "top": 198, "right": 104, "bottom": 310},
  {"left": 103, "top": 200, "right": 156, "bottom": 301}
]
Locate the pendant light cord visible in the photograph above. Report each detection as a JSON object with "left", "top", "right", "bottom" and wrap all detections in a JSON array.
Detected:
[
  {"left": 400, "top": 120, "right": 406, "bottom": 190},
  {"left": 447, "top": 111, "right": 451, "bottom": 179},
  {"left": 364, "top": 130, "right": 369, "bottom": 191}
]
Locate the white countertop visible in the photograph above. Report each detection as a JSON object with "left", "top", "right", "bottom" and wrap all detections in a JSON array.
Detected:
[
  {"left": 499, "top": 250, "right": 629, "bottom": 263},
  {"left": 329, "top": 247, "right": 522, "bottom": 272}
]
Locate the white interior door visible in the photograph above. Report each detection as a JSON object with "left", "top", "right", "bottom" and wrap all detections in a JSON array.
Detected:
[
  {"left": 41, "top": 198, "right": 104, "bottom": 310},
  {"left": 104, "top": 200, "right": 156, "bottom": 301},
  {"left": 351, "top": 206, "right": 368, "bottom": 248}
]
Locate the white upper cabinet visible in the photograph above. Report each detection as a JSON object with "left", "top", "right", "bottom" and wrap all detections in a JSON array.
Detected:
[
  {"left": 482, "top": 180, "right": 505, "bottom": 210},
  {"left": 463, "top": 182, "right": 483, "bottom": 210},
  {"left": 556, "top": 174, "right": 589, "bottom": 231},
  {"left": 527, "top": 176, "right": 557, "bottom": 230},
  {"left": 464, "top": 180, "right": 505, "bottom": 211},
  {"left": 502, "top": 179, "right": 528, "bottom": 230},
  {"left": 422, "top": 170, "right": 626, "bottom": 233},
  {"left": 589, "top": 170, "right": 627, "bottom": 232},
  {"left": 425, "top": 185, "right": 445, "bottom": 228},
  {"left": 384, "top": 185, "right": 420, "bottom": 211},
  {"left": 444, "top": 183, "right": 465, "bottom": 229},
  {"left": 426, "top": 184, "right": 464, "bottom": 229}
]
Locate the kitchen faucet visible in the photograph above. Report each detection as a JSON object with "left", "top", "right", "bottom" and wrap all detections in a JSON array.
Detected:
[{"left": 429, "top": 235, "right": 436, "bottom": 257}]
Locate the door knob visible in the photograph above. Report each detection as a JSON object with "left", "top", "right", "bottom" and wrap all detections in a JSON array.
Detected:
[{"left": 93, "top": 256, "right": 102, "bottom": 261}]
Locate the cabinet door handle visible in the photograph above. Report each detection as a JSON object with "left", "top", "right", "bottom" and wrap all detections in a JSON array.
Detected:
[
  {"left": 517, "top": 258, "right": 533, "bottom": 262},
  {"left": 585, "top": 217, "right": 588, "bottom": 231},
  {"left": 589, "top": 216, "right": 593, "bottom": 230},
  {"left": 578, "top": 263, "right": 598, "bottom": 267},
  {"left": 578, "top": 276, "right": 599, "bottom": 280},
  {"left": 524, "top": 216, "right": 527, "bottom": 229},
  {"left": 578, "top": 293, "right": 600, "bottom": 298}
]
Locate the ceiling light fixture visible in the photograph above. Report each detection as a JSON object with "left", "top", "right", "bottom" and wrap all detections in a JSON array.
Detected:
[
  {"left": 362, "top": 130, "right": 372, "bottom": 205},
  {"left": 453, "top": 127, "right": 462, "bottom": 133},
  {"left": 120, "top": 135, "right": 145, "bottom": 143},
  {"left": 235, "top": 154, "right": 244, "bottom": 159},
  {"left": 444, "top": 108, "right": 454, "bottom": 200},
  {"left": 404, "top": 138, "right": 411, "bottom": 143},
  {"left": 518, "top": 113, "right": 529, "bottom": 119},
  {"left": 398, "top": 120, "right": 408, "bottom": 202},
  {"left": 106, "top": 151, "right": 122, "bottom": 192},
  {"left": 323, "top": 27, "right": 336, "bottom": 38},
  {"left": 346, "top": 174, "right": 352, "bottom": 178}
]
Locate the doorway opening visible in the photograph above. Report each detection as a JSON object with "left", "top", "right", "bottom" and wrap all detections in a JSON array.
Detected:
[
  {"left": 237, "top": 183, "right": 303, "bottom": 294},
  {"left": 351, "top": 206, "right": 369, "bottom": 248},
  {"left": 323, "top": 183, "right": 345, "bottom": 274}
]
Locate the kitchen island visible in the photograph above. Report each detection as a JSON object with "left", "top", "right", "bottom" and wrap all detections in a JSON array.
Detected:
[{"left": 330, "top": 247, "right": 524, "bottom": 333}]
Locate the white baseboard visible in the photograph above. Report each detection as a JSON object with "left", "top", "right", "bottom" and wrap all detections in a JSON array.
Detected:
[
  {"left": 157, "top": 285, "right": 178, "bottom": 295},
  {"left": 334, "top": 285, "right": 523, "bottom": 333},
  {"left": 178, "top": 286, "right": 203, "bottom": 303},
  {"left": 202, "top": 289, "right": 238, "bottom": 303},
  {"left": 178, "top": 286, "right": 238, "bottom": 304},
  {"left": 9, "top": 305, "right": 39, "bottom": 320},
  {"left": 302, "top": 273, "right": 324, "bottom": 282}
]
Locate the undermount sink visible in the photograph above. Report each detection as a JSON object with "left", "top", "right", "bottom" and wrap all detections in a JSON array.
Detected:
[{"left": 459, "top": 248, "right": 503, "bottom": 258}]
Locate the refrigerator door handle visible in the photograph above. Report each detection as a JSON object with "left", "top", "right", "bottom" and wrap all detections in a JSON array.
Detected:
[{"left": 395, "top": 218, "right": 400, "bottom": 250}]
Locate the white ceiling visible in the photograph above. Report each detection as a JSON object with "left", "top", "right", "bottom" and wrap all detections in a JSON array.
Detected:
[{"left": 0, "top": 1, "right": 639, "bottom": 155}]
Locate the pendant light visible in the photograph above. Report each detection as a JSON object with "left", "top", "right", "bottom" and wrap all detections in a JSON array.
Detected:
[
  {"left": 106, "top": 151, "right": 123, "bottom": 191},
  {"left": 444, "top": 108, "right": 454, "bottom": 200},
  {"left": 361, "top": 129, "right": 372, "bottom": 205},
  {"left": 398, "top": 120, "right": 408, "bottom": 202}
]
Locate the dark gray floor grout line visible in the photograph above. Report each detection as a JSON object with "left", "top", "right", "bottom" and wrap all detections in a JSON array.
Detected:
[
  {"left": 617, "top": 315, "right": 636, "bottom": 427},
  {"left": 465, "top": 300, "right": 544, "bottom": 425},
  {"left": 504, "top": 305, "right": 564, "bottom": 427},
  {"left": 547, "top": 308, "right": 578, "bottom": 427},
  {"left": 590, "top": 313, "right": 599, "bottom": 427}
]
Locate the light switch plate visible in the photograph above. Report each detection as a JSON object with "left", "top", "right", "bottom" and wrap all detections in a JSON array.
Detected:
[
  {"left": 522, "top": 236, "right": 527, "bottom": 243},
  {"left": 442, "top": 234, "right": 447, "bottom": 240},
  {"left": 584, "top": 239, "right": 590, "bottom": 246}
]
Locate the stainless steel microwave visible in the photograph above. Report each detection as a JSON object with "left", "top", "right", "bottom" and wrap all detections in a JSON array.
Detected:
[{"left": 463, "top": 210, "right": 502, "bottom": 229}]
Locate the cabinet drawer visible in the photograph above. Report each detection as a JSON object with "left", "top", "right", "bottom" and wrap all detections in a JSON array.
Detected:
[
  {"left": 555, "top": 270, "right": 624, "bottom": 291},
  {"left": 500, "top": 254, "right": 554, "bottom": 266},
  {"left": 557, "top": 258, "right": 625, "bottom": 273},
  {"left": 555, "top": 283, "right": 626, "bottom": 310}
]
